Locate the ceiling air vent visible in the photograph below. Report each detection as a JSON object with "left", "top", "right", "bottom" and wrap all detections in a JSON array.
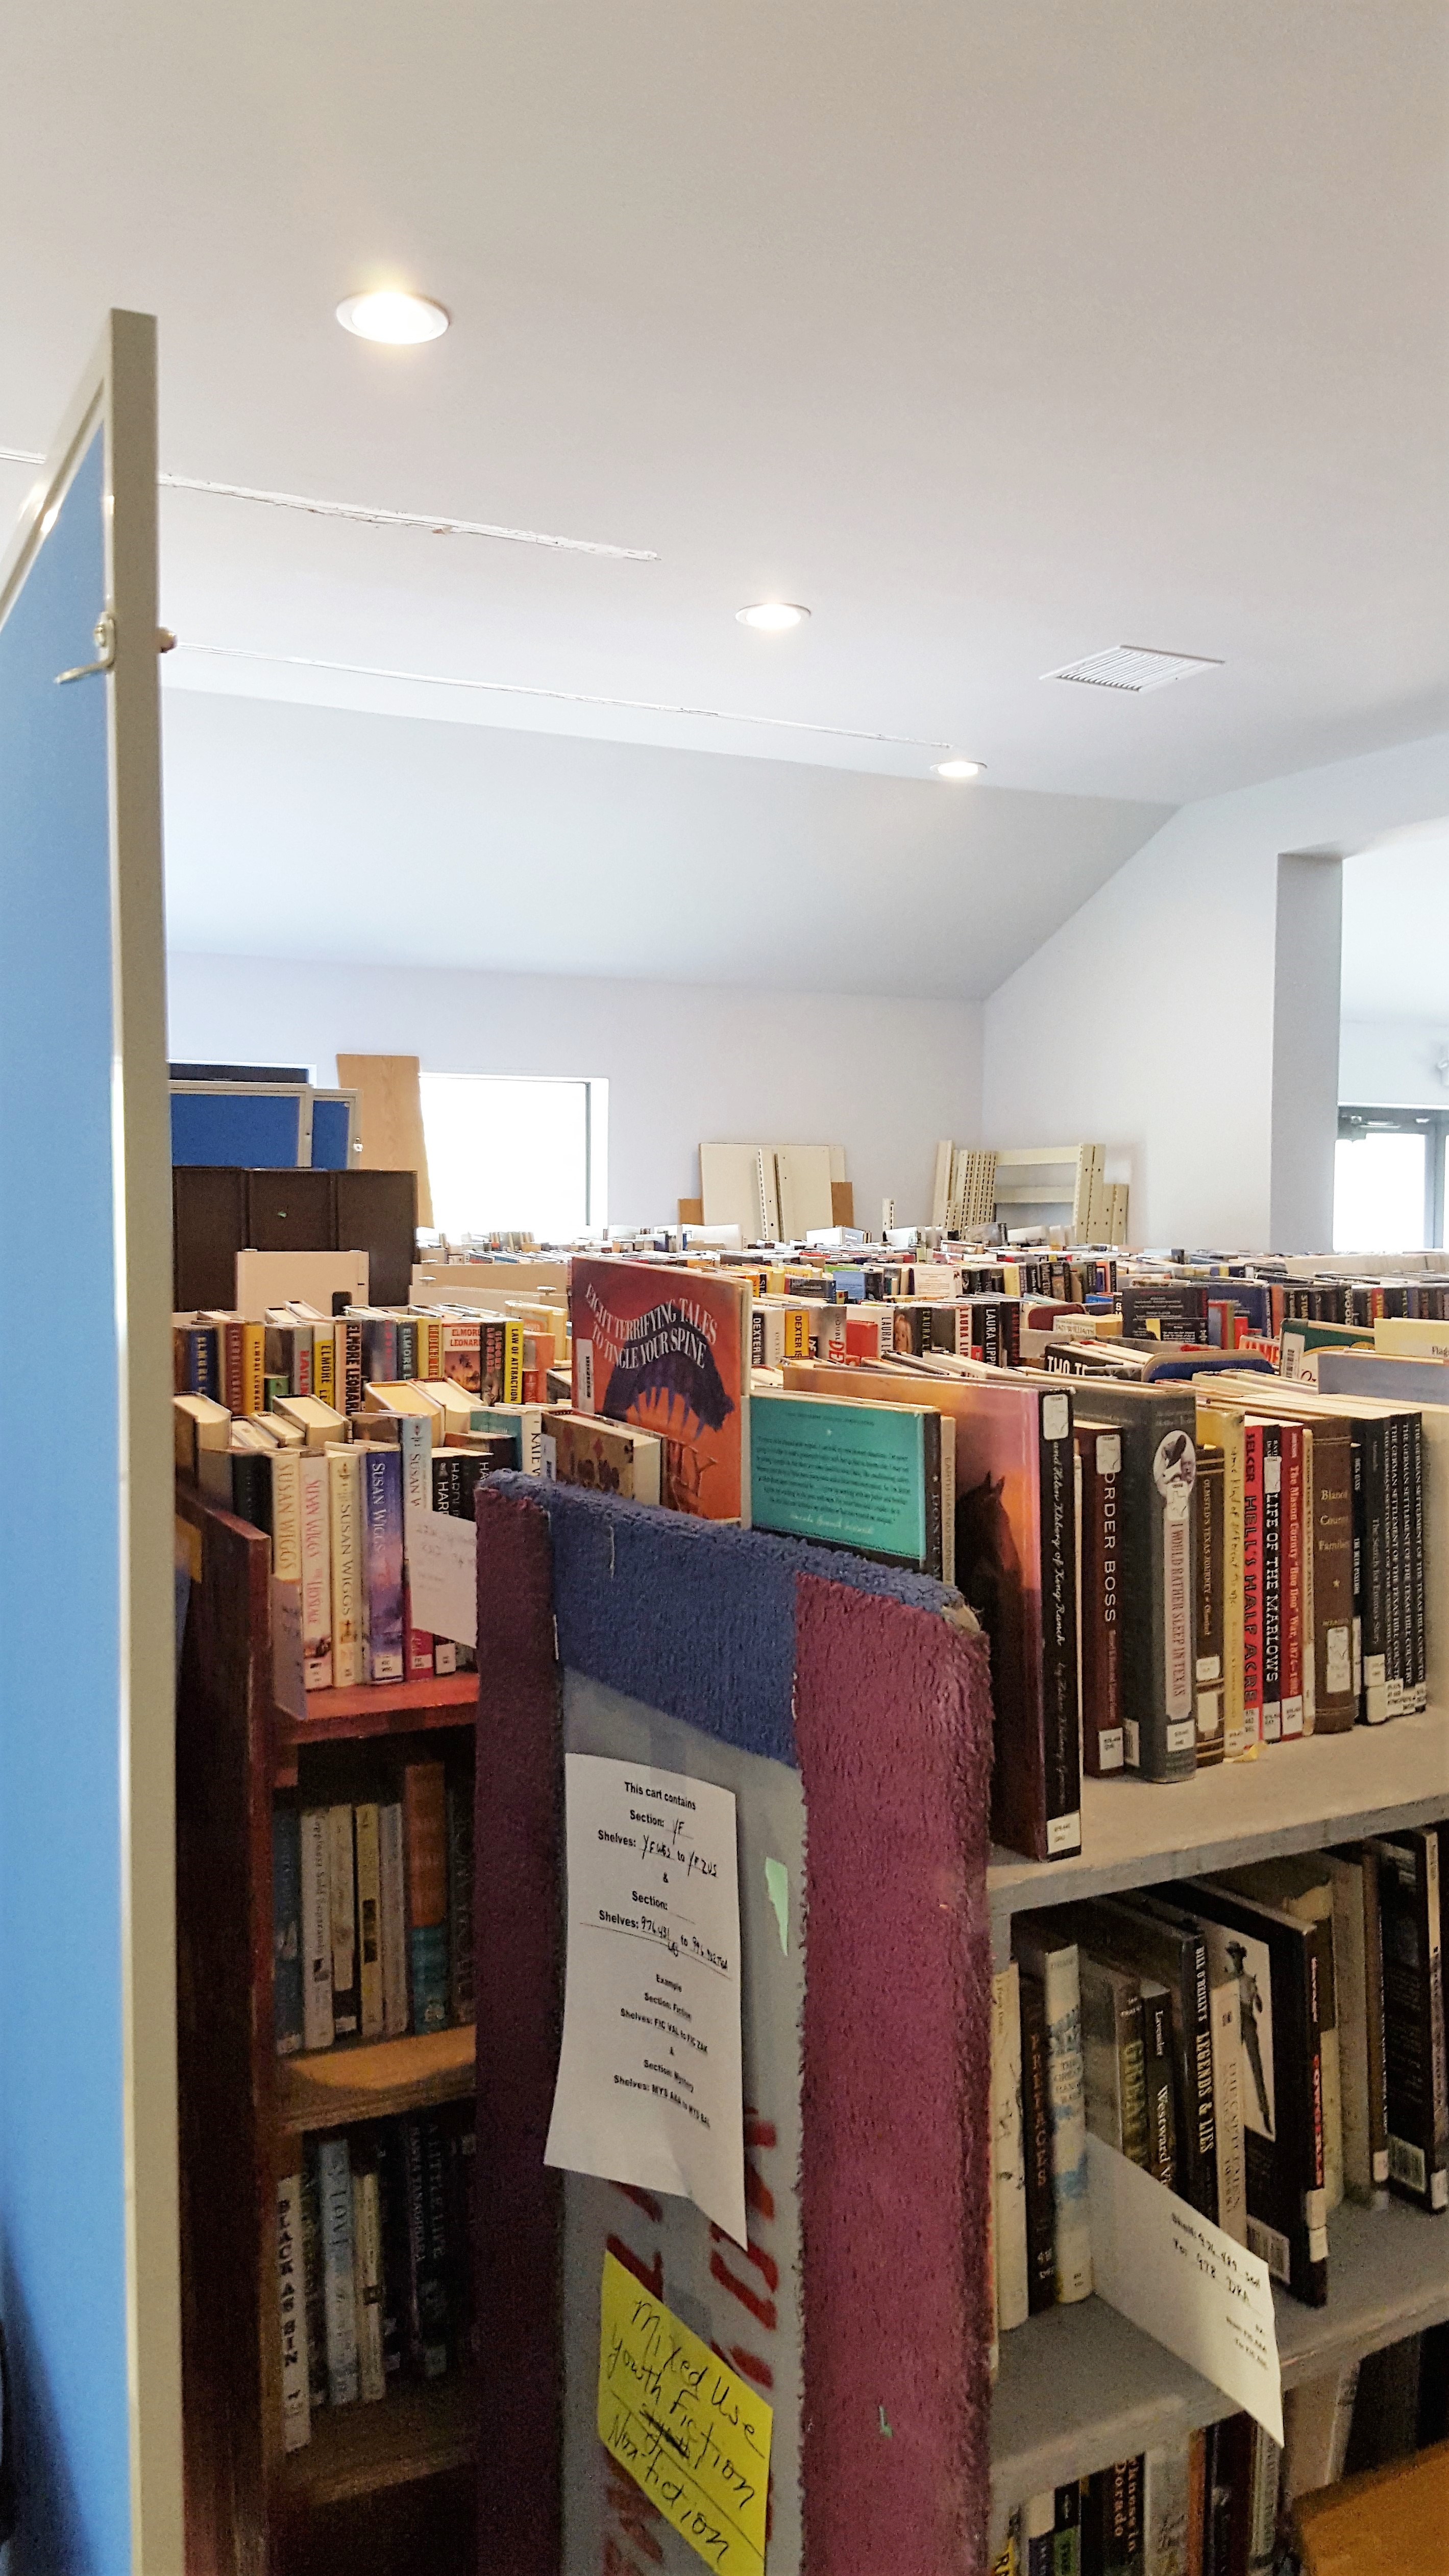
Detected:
[{"left": 1042, "top": 644, "right": 1223, "bottom": 693}]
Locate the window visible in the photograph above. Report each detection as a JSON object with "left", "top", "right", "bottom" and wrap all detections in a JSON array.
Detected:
[
  {"left": 419, "top": 1074, "right": 604, "bottom": 1241},
  {"left": 1334, "top": 1106, "right": 1448, "bottom": 1251}
]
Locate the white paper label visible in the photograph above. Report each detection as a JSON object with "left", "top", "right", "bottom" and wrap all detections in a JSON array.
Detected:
[
  {"left": 545, "top": 1753, "right": 747, "bottom": 2243},
  {"left": 576, "top": 1338, "right": 596, "bottom": 1412},
  {"left": 1325, "top": 1624, "right": 1351, "bottom": 1694},
  {"left": 1097, "top": 1727, "right": 1125, "bottom": 1771},
  {"left": 1095, "top": 1432, "right": 1122, "bottom": 1477},
  {"left": 1166, "top": 1719, "right": 1196, "bottom": 1754},
  {"left": 1042, "top": 1393, "right": 1070, "bottom": 1442},
  {"left": 1046, "top": 1809, "right": 1082, "bottom": 1856},
  {"left": 1087, "top": 2135, "right": 1283, "bottom": 2445},
  {"left": 405, "top": 1507, "right": 477, "bottom": 1646}
]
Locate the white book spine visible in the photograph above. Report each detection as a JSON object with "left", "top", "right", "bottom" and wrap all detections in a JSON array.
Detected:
[
  {"left": 328, "top": 1445, "right": 362, "bottom": 1688},
  {"left": 353, "top": 2166, "right": 386, "bottom": 2403},
  {"left": 300, "top": 1808, "right": 333, "bottom": 2052},
  {"left": 276, "top": 2171, "right": 311, "bottom": 2451},
  {"left": 991, "top": 1964, "right": 1029, "bottom": 2331},
  {"left": 1043, "top": 1944, "right": 1092, "bottom": 2301},
  {"left": 379, "top": 1802, "right": 409, "bottom": 2038},
  {"left": 318, "top": 2138, "right": 359, "bottom": 2406},
  {"left": 299, "top": 1452, "right": 332, "bottom": 1688},
  {"left": 270, "top": 1445, "right": 303, "bottom": 1583},
  {"left": 355, "top": 1802, "right": 384, "bottom": 2040},
  {"left": 327, "top": 1805, "right": 357, "bottom": 2039}
]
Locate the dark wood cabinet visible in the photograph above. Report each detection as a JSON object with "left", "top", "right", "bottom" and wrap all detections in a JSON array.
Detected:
[{"left": 173, "top": 1167, "right": 419, "bottom": 1310}]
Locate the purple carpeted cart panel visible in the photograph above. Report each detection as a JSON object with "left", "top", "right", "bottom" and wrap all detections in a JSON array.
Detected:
[{"left": 474, "top": 1478, "right": 994, "bottom": 2576}]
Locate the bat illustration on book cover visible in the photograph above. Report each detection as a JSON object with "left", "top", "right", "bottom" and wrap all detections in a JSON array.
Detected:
[{"left": 569, "top": 1259, "right": 751, "bottom": 1523}]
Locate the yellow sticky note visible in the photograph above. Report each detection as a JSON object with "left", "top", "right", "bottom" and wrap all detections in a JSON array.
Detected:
[{"left": 597, "top": 2249, "right": 772, "bottom": 2576}]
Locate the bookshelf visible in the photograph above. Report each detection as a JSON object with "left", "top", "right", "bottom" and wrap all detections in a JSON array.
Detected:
[
  {"left": 175, "top": 1480, "right": 478, "bottom": 2576},
  {"left": 988, "top": 1719, "right": 1449, "bottom": 2545}
]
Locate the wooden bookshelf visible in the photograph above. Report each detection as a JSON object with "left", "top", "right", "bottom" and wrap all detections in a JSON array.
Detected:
[
  {"left": 278, "top": 2027, "right": 476, "bottom": 2136},
  {"left": 272, "top": 1673, "right": 478, "bottom": 1785},
  {"left": 176, "top": 1481, "right": 479, "bottom": 2576},
  {"left": 987, "top": 1709, "right": 1449, "bottom": 2549}
]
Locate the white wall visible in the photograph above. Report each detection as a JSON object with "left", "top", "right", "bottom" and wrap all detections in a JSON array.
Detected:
[
  {"left": 166, "top": 951, "right": 982, "bottom": 1229},
  {"left": 982, "top": 730, "right": 1449, "bottom": 1248},
  {"left": 1340, "top": 1018, "right": 1449, "bottom": 1108}
]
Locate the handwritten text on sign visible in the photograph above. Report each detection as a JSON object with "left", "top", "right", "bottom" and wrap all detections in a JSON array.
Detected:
[
  {"left": 545, "top": 1753, "right": 747, "bottom": 2241},
  {"left": 597, "top": 2250, "right": 772, "bottom": 2576},
  {"left": 1087, "top": 2134, "right": 1283, "bottom": 2444}
]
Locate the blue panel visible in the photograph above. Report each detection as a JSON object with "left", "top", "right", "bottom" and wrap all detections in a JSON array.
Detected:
[
  {"left": 169, "top": 1086, "right": 302, "bottom": 1167},
  {"left": 0, "top": 435, "right": 132, "bottom": 2570},
  {"left": 309, "top": 1096, "right": 351, "bottom": 1171}
]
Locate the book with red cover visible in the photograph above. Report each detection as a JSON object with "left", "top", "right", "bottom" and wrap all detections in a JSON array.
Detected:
[
  {"left": 1242, "top": 1421, "right": 1265, "bottom": 1749},
  {"left": 569, "top": 1259, "right": 751, "bottom": 1523}
]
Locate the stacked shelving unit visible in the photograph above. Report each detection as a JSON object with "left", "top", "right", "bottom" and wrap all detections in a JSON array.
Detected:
[
  {"left": 988, "top": 1719, "right": 1449, "bottom": 2544},
  {"left": 175, "top": 1482, "right": 478, "bottom": 2576}
]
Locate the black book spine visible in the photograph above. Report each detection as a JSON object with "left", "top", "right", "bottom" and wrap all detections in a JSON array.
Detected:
[
  {"left": 1037, "top": 1389, "right": 1082, "bottom": 1857},
  {"left": 1260, "top": 1425, "right": 1282, "bottom": 1743},
  {"left": 1377, "top": 1832, "right": 1449, "bottom": 2211},
  {"left": 1142, "top": 1984, "right": 1177, "bottom": 2189},
  {"left": 922, "top": 1411, "right": 945, "bottom": 1581},
  {"left": 405, "top": 2115, "right": 452, "bottom": 2376},
  {"left": 1410, "top": 1413, "right": 1427, "bottom": 1710},
  {"left": 1362, "top": 1417, "right": 1391, "bottom": 1722},
  {"left": 1018, "top": 1972, "right": 1057, "bottom": 2314},
  {"left": 1349, "top": 1430, "right": 1366, "bottom": 1712},
  {"left": 1386, "top": 1414, "right": 1404, "bottom": 1716}
]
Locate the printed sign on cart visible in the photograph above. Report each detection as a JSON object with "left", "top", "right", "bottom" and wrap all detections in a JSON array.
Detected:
[{"left": 546, "top": 1753, "right": 747, "bottom": 2244}]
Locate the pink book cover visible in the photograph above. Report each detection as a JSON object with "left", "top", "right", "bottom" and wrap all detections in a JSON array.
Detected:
[{"left": 569, "top": 1259, "right": 750, "bottom": 1523}]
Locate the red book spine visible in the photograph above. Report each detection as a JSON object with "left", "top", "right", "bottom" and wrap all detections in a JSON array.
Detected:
[
  {"left": 1242, "top": 1423, "right": 1264, "bottom": 1746},
  {"left": 1282, "top": 1422, "right": 1304, "bottom": 1736}
]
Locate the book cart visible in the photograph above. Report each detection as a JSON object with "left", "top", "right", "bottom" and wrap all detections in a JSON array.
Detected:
[
  {"left": 175, "top": 1480, "right": 479, "bottom": 2576},
  {"left": 989, "top": 1716, "right": 1449, "bottom": 2550}
]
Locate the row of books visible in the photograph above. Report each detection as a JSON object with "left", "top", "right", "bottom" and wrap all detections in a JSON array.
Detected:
[
  {"left": 998, "top": 2324, "right": 1449, "bottom": 2576},
  {"left": 992, "top": 1831, "right": 1446, "bottom": 2338},
  {"left": 275, "top": 1762, "right": 472, "bottom": 2054},
  {"left": 277, "top": 2107, "right": 475, "bottom": 2451},
  {"left": 995, "top": 2417, "right": 1280, "bottom": 2576},
  {"left": 174, "top": 1296, "right": 570, "bottom": 1414}
]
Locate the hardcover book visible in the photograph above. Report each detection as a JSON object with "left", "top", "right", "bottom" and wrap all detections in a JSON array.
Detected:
[
  {"left": 298, "top": 1452, "right": 332, "bottom": 1688},
  {"left": 357, "top": 1441, "right": 405, "bottom": 1684},
  {"left": 273, "top": 1807, "right": 304, "bottom": 2057},
  {"left": 403, "top": 1762, "right": 450, "bottom": 2033},
  {"left": 1064, "top": 1382, "right": 1198, "bottom": 1785},
  {"left": 750, "top": 1387, "right": 953, "bottom": 1581},
  {"left": 570, "top": 1257, "right": 751, "bottom": 1522},
  {"left": 547, "top": 1409, "right": 663, "bottom": 1506}
]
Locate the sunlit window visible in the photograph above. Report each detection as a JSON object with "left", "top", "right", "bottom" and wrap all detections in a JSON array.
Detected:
[
  {"left": 420, "top": 1074, "right": 601, "bottom": 1240},
  {"left": 1333, "top": 1129, "right": 1426, "bottom": 1252}
]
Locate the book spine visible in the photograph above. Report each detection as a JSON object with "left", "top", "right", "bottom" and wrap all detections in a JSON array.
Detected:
[
  {"left": 270, "top": 1446, "right": 303, "bottom": 1585},
  {"left": 317, "top": 2137, "right": 359, "bottom": 2405},
  {"left": 336, "top": 1318, "right": 364, "bottom": 1418},
  {"left": 1142, "top": 1983, "right": 1177, "bottom": 2191},
  {"left": 328, "top": 1447, "right": 362, "bottom": 1689},
  {"left": 379, "top": 1801, "right": 410, "bottom": 2037},
  {"left": 1260, "top": 1425, "right": 1282, "bottom": 1744},
  {"left": 355, "top": 1802, "right": 384, "bottom": 2040},
  {"left": 405, "top": 2116, "right": 452, "bottom": 2377},
  {"left": 242, "top": 1321, "right": 265, "bottom": 1416},
  {"left": 1194, "top": 1452, "right": 1225, "bottom": 1765},
  {"left": 299, "top": 1808, "right": 333, "bottom": 2051},
  {"left": 1044, "top": 1945, "right": 1091, "bottom": 2302},
  {"left": 447, "top": 1778, "right": 475, "bottom": 2026},
  {"left": 327, "top": 1805, "right": 358, "bottom": 2040},
  {"left": 404, "top": 1763, "right": 450, "bottom": 2031},
  {"left": 1312, "top": 1430, "right": 1357, "bottom": 1733},
  {"left": 992, "top": 1964, "right": 1029, "bottom": 2332},
  {"left": 1386, "top": 1415, "right": 1404, "bottom": 1716},
  {"left": 361, "top": 1444, "right": 405, "bottom": 1683},
  {"left": 1139, "top": 1418, "right": 1196, "bottom": 1783},
  {"left": 220, "top": 1319, "right": 244, "bottom": 1416},
  {"left": 352, "top": 2161, "right": 386, "bottom": 2403},
  {"left": 1362, "top": 1420, "right": 1390, "bottom": 1722},
  {"left": 277, "top": 2171, "right": 311, "bottom": 2450},
  {"left": 922, "top": 1409, "right": 945, "bottom": 1582},
  {"left": 313, "top": 1328, "right": 336, "bottom": 1411},
  {"left": 299, "top": 1453, "right": 332, "bottom": 1689},
  {"left": 1300, "top": 1426, "right": 1316, "bottom": 1735},
  {"left": 1241, "top": 1425, "right": 1264, "bottom": 1747},
  {"left": 1281, "top": 1424, "right": 1304, "bottom": 1738},
  {"left": 1037, "top": 1392, "right": 1082, "bottom": 1857},
  {"left": 1017, "top": 1973, "right": 1056, "bottom": 2315},
  {"left": 1410, "top": 1414, "right": 1427, "bottom": 1712},
  {"left": 272, "top": 1806, "right": 304, "bottom": 2056},
  {"left": 1360, "top": 1845, "right": 1390, "bottom": 2199},
  {"left": 375, "top": 2124, "right": 409, "bottom": 2384},
  {"left": 300, "top": 2151, "right": 329, "bottom": 2412}
]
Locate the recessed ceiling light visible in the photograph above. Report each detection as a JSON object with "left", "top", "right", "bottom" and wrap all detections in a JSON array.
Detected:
[
  {"left": 336, "top": 290, "right": 450, "bottom": 347},
  {"left": 934, "top": 757, "right": 985, "bottom": 780},
  {"left": 736, "top": 601, "right": 809, "bottom": 632}
]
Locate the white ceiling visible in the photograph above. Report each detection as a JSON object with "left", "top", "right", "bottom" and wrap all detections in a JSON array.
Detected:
[
  {"left": 160, "top": 689, "right": 1167, "bottom": 997},
  {"left": 1341, "top": 823, "right": 1449, "bottom": 1020},
  {"left": 4, "top": 2, "right": 1448, "bottom": 984}
]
